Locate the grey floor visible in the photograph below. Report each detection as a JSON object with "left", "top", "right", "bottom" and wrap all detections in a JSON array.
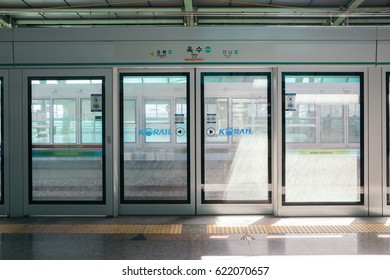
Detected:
[{"left": 1, "top": 215, "right": 390, "bottom": 260}]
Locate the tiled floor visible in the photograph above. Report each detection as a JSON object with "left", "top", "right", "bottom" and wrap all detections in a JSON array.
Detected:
[{"left": 1, "top": 215, "right": 390, "bottom": 259}]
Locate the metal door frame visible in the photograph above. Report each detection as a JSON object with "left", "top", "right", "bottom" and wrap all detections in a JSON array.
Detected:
[
  {"left": 382, "top": 67, "right": 390, "bottom": 216},
  {"left": 275, "top": 66, "right": 369, "bottom": 217},
  {"left": 118, "top": 67, "right": 196, "bottom": 215},
  {"left": 0, "top": 69, "right": 9, "bottom": 216},
  {"left": 21, "top": 68, "right": 114, "bottom": 216},
  {"left": 196, "top": 67, "right": 274, "bottom": 215}
]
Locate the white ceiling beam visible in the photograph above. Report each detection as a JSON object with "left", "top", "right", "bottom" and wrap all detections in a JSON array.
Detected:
[
  {"left": 0, "top": 15, "right": 12, "bottom": 28},
  {"left": 184, "top": 0, "right": 194, "bottom": 26},
  {"left": 15, "top": 18, "right": 183, "bottom": 25},
  {"left": 332, "top": 0, "right": 366, "bottom": 26},
  {"left": 3, "top": 6, "right": 390, "bottom": 15}
]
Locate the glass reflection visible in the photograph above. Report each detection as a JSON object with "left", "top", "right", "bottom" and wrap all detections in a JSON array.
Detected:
[
  {"left": 283, "top": 74, "right": 363, "bottom": 204},
  {"left": 30, "top": 79, "right": 104, "bottom": 202},
  {"left": 202, "top": 73, "right": 271, "bottom": 203}
]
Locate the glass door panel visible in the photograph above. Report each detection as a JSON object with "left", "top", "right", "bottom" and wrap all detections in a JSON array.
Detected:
[
  {"left": 201, "top": 72, "right": 271, "bottom": 204},
  {"left": 29, "top": 78, "right": 105, "bottom": 203},
  {"left": 123, "top": 99, "right": 136, "bottom": 143},
  {"left": 53, "top": 99, "right": 76, "bottom": 144},
  {"left": 282, "top": 73, "right": 363, "bottom": 205},
  {"left": 81, "top": 98, "right": 103, "bottom": 144},
  {"left": 31, "top": 99, "right": 50, "bottom": 144},
  {"left": 120, "top": 73, "right": 190, "bottom": 203}
]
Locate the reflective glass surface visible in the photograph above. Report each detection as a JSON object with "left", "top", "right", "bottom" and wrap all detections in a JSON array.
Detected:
[
  {"left": 121, "top": 74, "right": 189, "bottom": 202},
  {"left": 53, "top": 99, "right": 76, "bottom": 144},
  {"left": 202, "top": 73, "right": 271, "bottom": 203},
  {"left": 30, "top": 79, "right": 104, "bottom": 202},
  {"left": 81, "top": 98, "right": 103, "bottom": 144},
  {"left": 123, "top": 99, "right": 136, "bottom": 143},
  {"left": 283, "top": 73, "right": 363, "bottom": 204}
]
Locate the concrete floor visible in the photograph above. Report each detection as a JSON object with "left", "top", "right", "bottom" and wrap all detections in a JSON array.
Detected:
[{"left": 1, "top": 215, "right": 390, "bottom": 260}]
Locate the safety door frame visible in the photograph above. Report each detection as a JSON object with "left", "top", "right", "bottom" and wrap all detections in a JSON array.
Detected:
[
  {"left": 21, "top": 68, "right": 115, "bottom": 216},
  {"left": 118, "top": 67, "right": 196, "bottom": 215},
  {"left": 382, "top": 67, "right": 390, "bottom": 217},
  {"left": 275, "top": 66, "right": 370, "bottom": 217},
  {"left": 0, "top": 69, "right": 9, "bottom": 216},
  {"left": 196, "top": 67, "right": 275, "bottom": 215}
]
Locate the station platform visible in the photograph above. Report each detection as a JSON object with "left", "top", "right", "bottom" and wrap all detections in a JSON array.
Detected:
[{"left": 1, "top": 215, "right": 390, "bottom": 259}]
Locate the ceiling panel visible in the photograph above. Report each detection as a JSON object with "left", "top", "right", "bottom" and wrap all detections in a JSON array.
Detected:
[
  {"left": 107, "top": 0, "right": 183, "bottom": 8},
  {"left": 106, "top": 0, "right": 150, "bottom": 7},
  {"left": 2, "top": 0, "right": 390, "bottom": 27},
  {"left": 0, "top": 0, "right": 29, "bottom": 8},
  {"left": 63, "top": 0, "right": 108, "bottom": 7},
  {"left": 359, "top": 0, "right": 390, "bottom": 7},
  {"left": 193, "top": 0, "right": 230, "bottom": 7},
  {"left": 24, "top": 0, "right": 69, "bottom": 8},
  {"left": 271, "top": 0, "right": 315, "bottom": 7},
  {"left": 11, "top": 13, "right": 46, "bottom": 20},
  {"left": 41, "top": 13, "right": 83, "bottom": 19},
  {"left": 309, "top": 0, "right": 350, "bottom": 7},
  {"left": 149, "top": 0, "right": 183, "bottom": 7},
  {"left": 230, "top": 0, "right": 276, "bottom": 7}
]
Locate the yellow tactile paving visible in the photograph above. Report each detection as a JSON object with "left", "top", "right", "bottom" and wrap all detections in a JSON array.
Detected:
[
  {"left": 0, "top": 224, "right": 182, "bottom": 234},
  {"left": 206, "top": 224, "right": 390, "bottom": 234},
  {"left": 2, "top": 223, "right": 390, "bottom": 234}
]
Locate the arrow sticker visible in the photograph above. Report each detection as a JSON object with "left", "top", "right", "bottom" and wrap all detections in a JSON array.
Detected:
[
  {"left": 175, "top": 127, "right": 185, "bottom": 136},
  {"left": 206, "top": 127, "right": 216, "bottom": 137}
]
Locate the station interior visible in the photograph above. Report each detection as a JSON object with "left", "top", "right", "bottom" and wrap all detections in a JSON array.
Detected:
[{"left": 2, "top": 0, "right": 390, "bottom": 260}]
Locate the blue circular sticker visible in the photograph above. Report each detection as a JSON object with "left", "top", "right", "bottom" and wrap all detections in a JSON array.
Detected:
[
  {"left": 145, "top": 128, "right": 153, "bottom": 136},
  {"left": 225, "top": 127, "right": 233, "bottom": 136}
]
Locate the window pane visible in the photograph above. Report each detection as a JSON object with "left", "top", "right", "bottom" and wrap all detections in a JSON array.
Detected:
[
  {"left": 31, "top": 99, "right": 51, "bottom": 144},
  {"left": 121, "top": 74, "right": 189, "bottom": 202},
  {"left": 123, "top": 99, "right": 136, "bottom": 143},
  {"left": 320, "top": 105, "right": 344, "bottom": 143},
  {"left": 30, "top": 79, "right": 104, "bottom": 202},
  {"left": 283, "top": 73, "right": 363, "bottom": 204},
  {"left": 285, "top": 105, "right": 315, "bottom": 143},
  {"left": 205, "top": 98, "right": 228, "bottom": 143},
  {"left": 81, "top": 99, "right": 103, "bottom": 144},
  {"left": 175, "top": 98, "right": 187, "bottom": 144},
  {"left": 348, "top": 104, "right": 360, "bottom": 143},
  {"left": 53, "top": 99, "right": 76, "bottom": 144},
  {"left": 144, "top": 99, "right": 170, "bottom": 143},
  {"left": 202, "top": 73, "right": 271, "bottom": 203}
]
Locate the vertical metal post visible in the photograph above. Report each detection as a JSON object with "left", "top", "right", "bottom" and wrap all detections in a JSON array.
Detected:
[
  {"left": 9, "top": 69, "right": 24, "bottom": 217},
  {"left": 368, "top": 66, "right": 383, "bottom": 216}
]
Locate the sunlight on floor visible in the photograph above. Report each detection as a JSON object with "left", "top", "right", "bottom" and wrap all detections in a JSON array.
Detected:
[
  {"left": 272, "top": 218, "right": 355, "bottom": 226},
  {"left": 215, "top": 216, "right": 264, "bottom": 226},
  {"left": 384, "top": 218, "right": 390, "bottom": 226},
  {"left": 266, "top": 234, "right": 343, "bottom": 239}
]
